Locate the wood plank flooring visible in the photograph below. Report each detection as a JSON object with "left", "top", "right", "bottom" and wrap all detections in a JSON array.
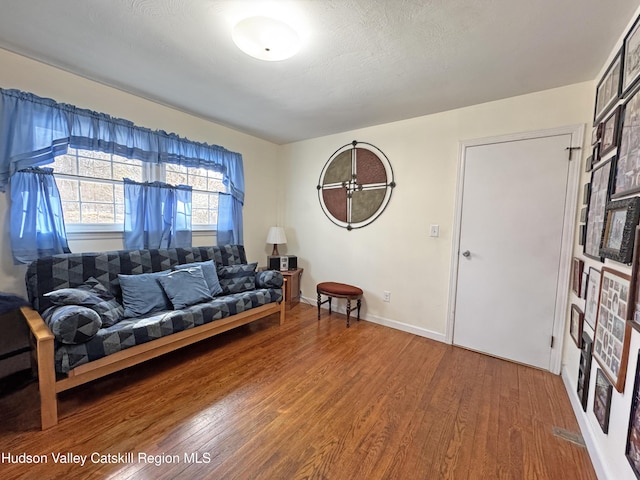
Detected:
[{"left": 0, "top": 303, "right": 596, "bottom": 479}]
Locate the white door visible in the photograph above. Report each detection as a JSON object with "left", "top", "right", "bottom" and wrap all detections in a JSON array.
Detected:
[{"left": 452, "top": 130, "right": 578, "bottom": 370}]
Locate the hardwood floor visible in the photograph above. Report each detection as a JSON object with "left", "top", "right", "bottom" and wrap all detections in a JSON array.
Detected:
[{"left": 0, "top": 303, "right": 596, "bottom": 479}]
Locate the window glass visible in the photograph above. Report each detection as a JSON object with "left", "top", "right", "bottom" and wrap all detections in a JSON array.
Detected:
[
  {"left": 52, "top": 149, "right": 223, "bottom": 228},
  {"left": 165, "top": 163, "right": 224, "bottom": 226}
]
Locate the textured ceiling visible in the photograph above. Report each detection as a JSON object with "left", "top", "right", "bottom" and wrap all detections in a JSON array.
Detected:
[{"left": 0, "top": 0, "right": 638, "bottom": 144}]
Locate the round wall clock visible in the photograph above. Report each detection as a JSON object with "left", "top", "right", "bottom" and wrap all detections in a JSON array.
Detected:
[{"left": 317, "top": 140, "right": 395, "bottom": 230}]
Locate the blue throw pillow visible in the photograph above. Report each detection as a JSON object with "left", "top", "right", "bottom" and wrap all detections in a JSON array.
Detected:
[
  {"left": 44, "top": 277, "right": 125, "bottom": 327},
  {"left": 175, "top": 260, "right": 223, "bottom": 296},
  {"left": 255, "top": 270, "right": 284, "bottom": 288},
  {"left": 118, "top": 271, "right": 172, "bottom": 318},
  {"left": 217, "top": 262, "right": 257, "bottom": 294},
  {"left": 158, "top": 267, "right": 214, "bottom": 309},
  {"left": 42, "top": 305, "right": 102, "bottom": 344}
]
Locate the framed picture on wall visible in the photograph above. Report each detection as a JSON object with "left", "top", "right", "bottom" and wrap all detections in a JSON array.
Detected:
[
  {"left": 624, "top": 16, "right": 640, "bottom": 95},
  {"left": 585, "top": 267, "right": 601, "bottom": 330},
  {"left": 577, "top": 331, "right": 592, "bottom": 411},
  {"left": 631, "top": 227, "right": 640, "bottom": 333},
  {"left": 572, "top": 258, "right": 584, "bottom": 295},
  {"left": 584, "top": 158, "right": 614, "bottom": 260},
  {"left": 592, "top": 123, "right": 603, "bottom": 146},
  {"left": 570, "top": 304, "right": 584, "bottom": 348},
  {"left": 593, "top": 267, "right": 632, "bottom": 393},
  {"left": 614, "top": 87, "right": 640, "bottom": 197},
  {"left": 582, "top": 270, "right": 589, "bottom": 299},
  {"left": 595, "top": 48, "right": 623, "bottom": 122},
  {"left": 600, "top": 197, "right": 640, "bottom": 263},
  {"left": 585, "top": 155, "right": 594, "bottom": 173},
  {"left": 600, "top": 106, "right": 622, "bottom": 157},
  {"left": 594, "top": 368, "right": 613, "bottom": 434},
  {"left": 626, "top": 350, "right": 640, "bottom": 477},
  {"left": 583, "top": 182, "right": 591, "bottom": 205}
]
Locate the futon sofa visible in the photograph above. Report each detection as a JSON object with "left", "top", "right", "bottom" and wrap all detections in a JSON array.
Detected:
[{"left": 21, "top": 245, "right": 285, "bottom": 429}]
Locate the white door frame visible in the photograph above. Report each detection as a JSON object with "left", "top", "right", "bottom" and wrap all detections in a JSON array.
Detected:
[{"left": 445, "top": 125, "right": 584, "bottom": 374}]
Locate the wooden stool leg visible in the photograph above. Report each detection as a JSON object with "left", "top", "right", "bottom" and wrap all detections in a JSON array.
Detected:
[
  {"left": 328, "top": 297, "right": 332, "bottom": 314},
  {"left": 317, "top": 292, "right": 321, "bottom": 320},
  {"left": 357, "top": 299, "right": 361, "bottom": 321},
  {"left": 346, "top": 299, "right": 351, "bottom": 327}
]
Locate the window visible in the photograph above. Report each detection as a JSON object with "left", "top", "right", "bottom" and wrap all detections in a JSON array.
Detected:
[
  {"left": 53, "top": 148, "right": 142, "bottom": 226},
  {"left": 165, "top": 164, "right": 224, "bottom": 227},
  {"left": 52, "top": 148, "right": 225, "bottom": 231}
]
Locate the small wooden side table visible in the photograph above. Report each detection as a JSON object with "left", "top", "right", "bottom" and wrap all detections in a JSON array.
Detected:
[{"left": 281, "top": 268, "right": 304, "bottom": 307}]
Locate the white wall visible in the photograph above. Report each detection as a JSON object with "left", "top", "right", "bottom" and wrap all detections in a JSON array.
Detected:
[
  {"left": 280, "top": 82, "right": 593, "bottom": 340},
  {"left": 0, "top": 48, "right": 280, "bottom": 297},
  {"left": 562, "top": 5, "right": 640, "bottom": 479}
]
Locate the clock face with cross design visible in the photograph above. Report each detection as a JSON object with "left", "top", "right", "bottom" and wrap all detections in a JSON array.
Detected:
[{"left": 317, "top": 141, "right": 395, "bottom": 230}]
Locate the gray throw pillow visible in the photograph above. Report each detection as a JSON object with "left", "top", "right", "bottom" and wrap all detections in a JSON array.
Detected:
[
  {"left": 217, "top": 262, "right": 257, "bottom": 294},
  {"left": 158, "top": 267, "right": 213, "bottom": 309},
  {"left": 118, "top": 271, "right": 172, "bottom": 318},
  {"left": 175, "top": 260, "right": 223, "bottom": 296},
  {"left": 44, "top": 277, "right": 125, "bottom": 327},
  {"left": 42, "top": 305, "right": 102, "bottom": 344}
]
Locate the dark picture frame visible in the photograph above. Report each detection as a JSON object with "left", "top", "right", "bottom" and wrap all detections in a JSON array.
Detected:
[
  {"left": 624, "top": 16, "right": 640, "bottom": 96},
  {"left": 600, "top": 197, "right": 640, "bottom": 263},
  {"left": 614, "top": 87, "right": 640, "bottom": 197},
  {"left": 631, "top": 227, "right": 640, "bottom": 333},
  {"left": 626, "top": 350, "right": 640, "bottom": 477},
  {"left": 600, "top": 106, "right": 622, "bottom": 157},
  {"left": 572, "top": 257, "right": 584, "bottom": 295},
  {"left": 585, "top": 267, "right": 601, "bottom": 330},
  {"left": 585, "top": 155, "right": 594, "bottom": 173},
  {"left": 584, "top": 158, "right": 614, "bottom": 260},
  {"left": 594, "top": 368, "right": 613, "bottom": 434},
  {"left": 592, "top": 123, "right": 603, "bottom": 146},
  {"left": 582, "top": 270, "right": 589, "bottom": 300},
  {"left": 595, "top": 48, "right": 623, "bottom": 123},
  {"left": 577, "top": 331, "right": 592, "bottom": 411},
  {"left": 570, "top": 304, "right": 584, "bottom": 348},
  {"left": 583, "top": 182, "right": 591, "bottom": 205},
  {"left": 593, "top": 267, "right": 632, "bottom": 393}
]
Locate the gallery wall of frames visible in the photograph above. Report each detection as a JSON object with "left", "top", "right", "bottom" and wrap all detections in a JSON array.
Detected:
[{"left": 572, "top": 11, "right": 640, "bottom": 479}]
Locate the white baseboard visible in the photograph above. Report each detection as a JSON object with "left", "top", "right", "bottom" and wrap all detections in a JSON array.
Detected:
[
  {"left": 561, "top": 367, "right": 610, "bottom": 480},
  {"left": 300, "top": 295, "right": 448, "bottom": 344}
]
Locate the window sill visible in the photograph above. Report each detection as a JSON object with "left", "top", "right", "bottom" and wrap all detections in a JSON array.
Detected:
[{"left": 67, "top": 229, "right": 216, "bottom": 241}]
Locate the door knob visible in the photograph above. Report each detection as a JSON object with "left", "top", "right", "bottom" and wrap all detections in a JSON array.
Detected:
[{"left": 462, "top": 250, "right": 471, "bottom": 257}]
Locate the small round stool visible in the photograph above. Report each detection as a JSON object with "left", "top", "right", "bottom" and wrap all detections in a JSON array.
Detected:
[{"left": 316, "top": 282, "right": 363, "bottom": 327}]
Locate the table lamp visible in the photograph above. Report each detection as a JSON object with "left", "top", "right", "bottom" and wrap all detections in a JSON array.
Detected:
[{"left": 267, "top": 226, "right": 287, "bottom": 256}]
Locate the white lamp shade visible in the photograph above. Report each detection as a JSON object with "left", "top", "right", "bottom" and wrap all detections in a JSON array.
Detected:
[{"left": 267, "top": 226, "right": 287, "bottom": 245}]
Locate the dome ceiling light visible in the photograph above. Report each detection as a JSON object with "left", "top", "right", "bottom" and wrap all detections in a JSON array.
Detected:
[{"left": 232, "top": 16, "right": 301, "bottom": 61}]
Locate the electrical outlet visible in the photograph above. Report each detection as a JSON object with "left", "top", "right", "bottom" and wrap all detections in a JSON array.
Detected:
[{"left": 383, "top": 291, "right": 391, "bottom": 302}]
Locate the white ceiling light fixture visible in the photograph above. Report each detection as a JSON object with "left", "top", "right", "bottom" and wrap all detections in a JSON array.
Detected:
[{"left": 232, "top": 16, "right": 301, "bottom": 61}]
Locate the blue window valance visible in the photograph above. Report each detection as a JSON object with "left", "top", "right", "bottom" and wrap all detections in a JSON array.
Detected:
[{"left": 0, "top": 88, "right": 245, "bottom": 205}]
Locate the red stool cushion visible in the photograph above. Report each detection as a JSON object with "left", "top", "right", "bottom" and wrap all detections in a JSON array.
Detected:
[{"left": 317, "top": 282, "right": 363, "bottom": 297}]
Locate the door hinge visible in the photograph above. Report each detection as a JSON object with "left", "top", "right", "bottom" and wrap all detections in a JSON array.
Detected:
[
  {"left": 565, "top": 146, "right": 581, "bottom": 161},
  {"left": 550, "top": 336, "right": 555, "bottom": 348}
]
